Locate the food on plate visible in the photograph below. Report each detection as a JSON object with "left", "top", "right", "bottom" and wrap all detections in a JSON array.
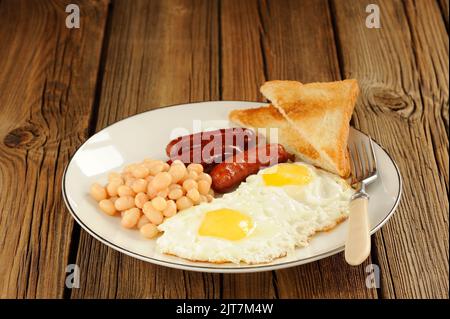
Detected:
[
  {"left": 89, "top": 159, "right": 215, "bottom": 238},
  {"left": 157, "top": 162, "right": 354, "bottom": 264},
  {"left": 210, "top": 143, "right": 292, "bottom": 193},
  {"left": 166, "top": 128, "right": 258, "bottom": 171},
  {"left": 230, "top": 79, "right": 359, "bottom": 177}
]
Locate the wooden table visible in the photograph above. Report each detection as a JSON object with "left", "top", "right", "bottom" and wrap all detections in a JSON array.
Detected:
[{"left": 0, "top": 0, "right": 448, "bottom": 299}]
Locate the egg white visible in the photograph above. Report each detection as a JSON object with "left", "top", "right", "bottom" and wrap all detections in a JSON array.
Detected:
[{"left": 157, "top": 162, "right": 354, "bottom": 264}]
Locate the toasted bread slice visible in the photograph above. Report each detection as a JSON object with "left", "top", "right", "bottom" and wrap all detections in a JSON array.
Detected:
[
  {"left": 260, "top": 79, "right": 359, "bottom": 177},
  {"left": 229, "top": 105, "right": 324, "bottom": 167}
]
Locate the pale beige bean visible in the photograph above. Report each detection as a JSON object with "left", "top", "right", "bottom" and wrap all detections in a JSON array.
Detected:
[
  {"left": 125, "top": 177, "right": 136, "bottom": 187},
  {"left": 151, "top": 196, "right": 167, "bottom": 211},
  {"left": 117, "top": 185, "right": 135, "bottom": 197},
  {"left": 131, "top": 165, "right": 150, "bottom": 179},
  {"left": 140, "top": 223, "right": 159, "bottom": 239},
  {"left": 143, "top": 203, "right": 164, "bottom": 225},
  {"left": 172, "top": 159, "right": 184, "bottom": 165},
  {"left": 90, "top": 183, "right": 107, "bottom": 202},
  {"left": 149, "top": 161, "right": 165, "bottom": 176},
  {"left": 208, "top": 188, "right": 215, "bottom": 196},
  {"left": 137, "top": 215, "right": 150, "bottom": 229},
  {"left": 156, "top": 188, "right": 169, "bottom": 199},
  {"left": 135, "top": 192, "right": 149, "bottom": 209},
  {"left": 163, "top": 200, "right": 177, "bottom": 217},
  {"left": 197, "top": 180, "right": 211, "bottom": 195},
  {"left": 162, "top": 162, "right": 170, "bottom": 172},
  {"left": 187, "top": 163, "right": 204, "bottom": 174},
  {"left": 109, "top": 196, "right": 119, "bottom": 204},
  {"left": 198, "top": 172, "right": 212, "bottom": 184},
  {"left": 176, "top": 196, "right": 193, "bottom": 211},
  {"left": 182, "top": 179, "right": 197, "bottom": 191},
  {"left": 199, "top": 195, "right": 208, "bottom": 203},
  {"left": 121, "top": 208, "right": 141, "bottom": 228},
  {"left": 206, "top": 194, "right": 214, "bottom": 202},
  {"left": 168, "top": 163, "right": 187, "bottom": 183},
  {"left": 114, "top": 196, "right": 135, "bottom": 211},
  {"left": 147, "top": 184, "right": 158, "bottom": 199},
  {"left": 187, "top": 170, "right": 198, "bottom": 181},
  {"left": 106, "top": 181, "right": 122, "bottom": 197},
  {"left": 152, "top": 172, "right": 172, "bottom": 190},
  {"left": 124, "top": 164, "right": 137, "bottom": 173},
  {"left": 168, "top": 187, "right": 183, "bottom": 200},
  {"left": 108, "top": 172, "right": 124, "bottom": 184},
  {"left": 131, "top": 178, "right": 148, "bottom": 193},
  {"left": 99, "top": 199, "right": 116, "bottom": 216},
  {"left": 187, "top": 188, "right": 200, "bottom": 203},
  {"left": 145, "top": 175, "right": 154, "bottom": 183},
  {"left": 169, "top": 183, "right": 182, "bottom": 190}
]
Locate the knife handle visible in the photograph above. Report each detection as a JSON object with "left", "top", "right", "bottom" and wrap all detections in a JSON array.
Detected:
[{"left": 345, "top": 197, "right": 371, "bottom": 266}]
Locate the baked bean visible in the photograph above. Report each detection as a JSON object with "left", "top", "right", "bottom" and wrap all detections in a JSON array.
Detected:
[
  {"left": 90, "top": 183, "right": 107, "bottom": 202},
  {"left": 109, "top": 196, "right": 119, "bottom": 204},
  {"left": 137, "top": 215, "right": 150, "bottom": 229},
  {"left": 152, "top": 172, "right": 172, "bottom": 190},
  {"left": 187, "top": 163, "right": 203, "bottom": 174},
  {"left": 124, "top": 164, "right": 137, "bottom": 173},
  {"left": 132, "top": 165, "right": 150, "bottom": 179},
  {"left": 121, "top": 208, "right": 141, "bottom": 228},
  {"left": 187, "top": 188, "right": 200, "bottom": 203},
  {"left": 144, "top": 205, "right": 164, "bottom": 225},
  {"left": 198, "top": 172, "right": 212, "bottom": 184},
  {"left": 140, "top": 223, "right": 159, "bottom": 239},
  {"left": 151, "top": 196, "right": 167, "bottom": 211},
  {"left": 131, "top": 178, "right": 148, "bottom": 193},
  {"left": 162, "top": 162, "right": 170, "bottom": 172},
  {"left": 114, "top": 196, "right": 135, "bottom": 211},
  {"left": 134, "top": 192, "right": 149, "bottom": 209},
  {"left": 149, "top": 161, "right": 165, "bottom": 175},
  {"left": 206, "top": 194, "right": 214, "bottom": 202},
  {"left": 156, "top": 188, "right": 169, "bottom": 199},
  {"left": 99, "top": 199, "right": 116, "bottom": 216},
  {"left": 163, "top": 200, "right": 177, "bottom": 217},
  {"left": 145, "top": 175, "right": 154, "bottom": 183},
  {"left": 117, "top": 185, "right": 135, "bottom": 197},
  {"left": 187, "top": 170, "right": 198, "bottom": 181},
  {"left": 176, "top": 196, "right": 193, "bottom": 211},
  {"left": 182, "top": 179, "right": 197, "bottom": 191},
  {"left": 197, "top": 180, "right": 210, "bottom": 195},
  {"left": 199, "top": 195, "right": 208, "bottom": 203},
  {"left": 125, "top": 177, "right": 136, "bottom": 187},
  {"left": 168, "top": 187, "right": 183, "bottom": 200},
  {"left": 108, "top": 172, "right": 124, "bottom": 184},
  {"left": 106, "top": 181, "right": 122, "bottom": 197},
  {"left": 168, "top": 164, "right": 187, "bottom": 183},
  {"left": 147, "top": 184, "right": 159, "bottom": 199}
]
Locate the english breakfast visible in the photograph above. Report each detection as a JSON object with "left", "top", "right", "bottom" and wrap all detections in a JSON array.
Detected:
[{"left": 89, "top": 79, "right": 360, "bottom": 264}]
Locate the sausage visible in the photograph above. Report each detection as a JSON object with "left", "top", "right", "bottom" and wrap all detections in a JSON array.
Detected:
[
  {"left": 210, "top": 143, "right": 292, "bottom": 193},
  {"left": 165, "top": 128, "right": 258, "bottom": 167}
]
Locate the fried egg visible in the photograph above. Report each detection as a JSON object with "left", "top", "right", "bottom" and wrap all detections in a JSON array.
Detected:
[{"left": 156, "top": 162, "right": 354, "bottom": 264}]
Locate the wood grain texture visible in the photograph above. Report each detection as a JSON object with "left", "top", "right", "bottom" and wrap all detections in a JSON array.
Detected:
[
  {"left": 71, "top": 0, "right": 221, "bottom": 299},
  {"left": 332, "top": 0, "right": 449, "bottom": 298},
  {"left": 0, "top": 0, "right": 108, "bottom": 298},
  {"left": 220, "top": 0, "right": 376, "bottom": 299},
  {"left": 439, "top": 0, "right": 449, "bottom": 28}
]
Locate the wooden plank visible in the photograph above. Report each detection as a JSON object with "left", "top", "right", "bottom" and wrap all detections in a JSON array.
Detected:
[
  {"left": 0, "top": 0, "right": 108, "bottom": 297},
  {"left": 332, "top": 0, "right": 449, "bottom": 298},
  {"left": 220, "top": 0, "right": 376, "bottom": 298},
  {"left": 71, "top": 0, "right": 221, "bottom": 299},
  {"left": 439, "top": 0, "right": 449, "bottom": 28}
]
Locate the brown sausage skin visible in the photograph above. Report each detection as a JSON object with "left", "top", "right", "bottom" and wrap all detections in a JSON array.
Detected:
[
  {"left": 210, "top": 143, "right": 291, "bottom": 193},
  {"left": 165, "top": 128, "right": 258, "bottom": 167}
]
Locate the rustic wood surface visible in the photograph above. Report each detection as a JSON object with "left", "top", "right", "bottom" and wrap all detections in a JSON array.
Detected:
[{"left": 0, "top": 0, "right": 448, "bottom": 299}]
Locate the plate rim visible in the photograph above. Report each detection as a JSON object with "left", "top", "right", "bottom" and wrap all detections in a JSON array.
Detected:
[{"left": 62, "top": 100, "right": 403, "bottom": 273}]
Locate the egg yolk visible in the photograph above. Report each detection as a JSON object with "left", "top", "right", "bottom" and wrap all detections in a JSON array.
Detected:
[
  {"left": 198, "top": 209, "right": 254, "bottom": 241},
  {"left": 262, "top": 163, "right": 312, "bottom": 186}
]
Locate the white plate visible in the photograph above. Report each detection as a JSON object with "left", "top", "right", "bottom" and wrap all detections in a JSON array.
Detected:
[{"left": 62, "top": 101, "right": 402, "bottom": 273}]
